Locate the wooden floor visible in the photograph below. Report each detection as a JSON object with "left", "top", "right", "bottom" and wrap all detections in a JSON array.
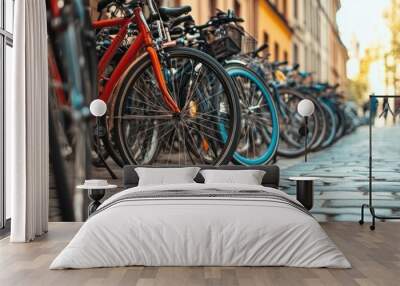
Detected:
[{"left": 0, "top": 222, "right": 399, "bottom": 286}]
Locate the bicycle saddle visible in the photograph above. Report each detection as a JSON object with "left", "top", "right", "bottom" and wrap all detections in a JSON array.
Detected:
[{"left": 159, "top": 6, "right": 192, "bottom": 21}]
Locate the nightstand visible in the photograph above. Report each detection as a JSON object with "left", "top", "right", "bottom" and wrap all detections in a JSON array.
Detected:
[
  {"left": 77, "top": 180, "right": 118, "bottom": 216},
  {"left": 288, "top": 177, "right": 319, "bottom": 210}
]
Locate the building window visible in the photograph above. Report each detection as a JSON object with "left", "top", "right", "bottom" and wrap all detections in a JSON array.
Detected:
[
  {"left": 1, "top": 0, "right": 14, "bottom": 230},
  {"left": 282, "top": 0, "right": 287, "bottom": 19},
  {"left": 234, "top": 0, "right": 241, "bottom": 17},
  {"left": 263, "top": 32, "right": 269, "bottom": 44},
  {"left": 316, "top": 10, "right": 320, "bottom": 41},
  {"left": 209, "top": 0, "right": 217, "bottom": 17},
  {"left": 294, "top": 0, "right": 298, "bottom": 19},
  {"left": 311, "top": 4, "right": 315, "bottom": 36},
  {"left": 263, "top": 32, "right": 269, "bottom": 57},
  {"left": 304, "top": 46, "right": 308, "bottom": 70},
  {"left": 274, "top": 42, "right": 280, "bottom": 61},
  {"left": 293, "top": 43, "right": 298, "bottom": 64},
  {"left": 283, "top": 50, "right": 288, "bottom": 63}
]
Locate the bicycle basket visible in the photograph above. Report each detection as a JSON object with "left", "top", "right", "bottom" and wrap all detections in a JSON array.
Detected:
[
  {"left": 241, "top": 33, "right": 258, "bottom": 54},
  {"left": 207, "top": 25, "right": 243, "bottom": 60}
]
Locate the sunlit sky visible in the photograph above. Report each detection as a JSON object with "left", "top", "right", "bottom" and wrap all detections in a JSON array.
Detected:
[{"left": 337, "top": 0, "right": 391, "bottom": 93}]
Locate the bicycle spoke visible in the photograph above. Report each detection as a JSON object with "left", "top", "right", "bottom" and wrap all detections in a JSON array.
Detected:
[{"left": 116, "top": 114, "right": 174, "bottom": 120}]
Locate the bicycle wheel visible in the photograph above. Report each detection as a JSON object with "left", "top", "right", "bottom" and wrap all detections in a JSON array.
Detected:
[
  {"left": 113, "top": 47, "right": 241, "bottom": 166},
  {"left": 306, "top": 95, "right": 327, "bottom": 151},
  {"left": 319, "top": 99, "right": 337, "bottom": 149},
  {"left": 98, "top": 116, "right": 125, "bottom": 167},
  {"left": 334, "top": 106, "right": 346, "bottom": 141},
  {"left": 224, "top": 64, "right": 279, "bottom": 165}
]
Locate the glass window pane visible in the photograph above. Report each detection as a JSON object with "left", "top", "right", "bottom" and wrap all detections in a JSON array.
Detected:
[
  {"left": 5, "top": 0, "right": 14, "bottom": 33},
  {"left": 0, "top": 1, "right": 2, "bottom": 29},
  {"left": 5, "top": 43, "right": 13, "bottom": 219},
  {"left": 0, "top": 39, "right": 3, "bottom": 228}
]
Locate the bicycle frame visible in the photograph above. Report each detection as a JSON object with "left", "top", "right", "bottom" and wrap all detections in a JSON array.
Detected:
[
  {"left": 94, "top": 7, "right": 179, "bottom": 112},
  {"left": 53, "top": 6, "right": 180, "bottom": 113}
]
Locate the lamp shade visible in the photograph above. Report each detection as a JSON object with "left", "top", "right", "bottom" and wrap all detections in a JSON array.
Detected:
[
  {"left": 90, "top": 99, "right": 107, "bottom": 117},
  {"left": 297, "top": 99, "right": 315, "bottom": 117}
]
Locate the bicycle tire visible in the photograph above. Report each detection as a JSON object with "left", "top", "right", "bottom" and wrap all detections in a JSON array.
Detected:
[
  {"left": 319, "top": 99, "right": 337, "bottom": 149},
  {"left": 224, "top": 63, "right": 280, "bottom": 165},
  {"left": 49, "top": 107, "right": 75, "bottom": 221},
  {"left": 113, "top": 47, "right": 241, "bottom": 166},
  {"left": 305, "top": 94, "right": 328, "bottom": 151}
]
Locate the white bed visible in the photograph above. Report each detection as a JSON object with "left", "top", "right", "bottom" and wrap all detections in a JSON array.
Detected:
[{"left": 50, "top": 183, "right": 350, "bottom": 269}]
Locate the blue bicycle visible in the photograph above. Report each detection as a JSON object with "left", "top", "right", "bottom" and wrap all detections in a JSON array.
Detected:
[{"left": 169, "top": 10, "right": 281, "bottom": 165}]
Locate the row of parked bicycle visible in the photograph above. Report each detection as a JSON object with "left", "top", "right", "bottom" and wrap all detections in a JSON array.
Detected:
[{"left": 51, "top": 0, "right": 360, "bottom": 169}]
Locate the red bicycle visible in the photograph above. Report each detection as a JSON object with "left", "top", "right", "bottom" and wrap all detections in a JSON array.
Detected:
[{"left": 51, "top": 0, "right": 241, "bottom": 166}]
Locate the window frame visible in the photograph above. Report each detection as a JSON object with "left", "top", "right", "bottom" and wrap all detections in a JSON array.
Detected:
[
  {"left": 263, "top": 32, "right": 269, "bottom": 57},
  {"left": 293, "top": 0, "right": 298, "bottom": 19},
  {"left": 209, "top": 0, "right": 216, "bottom": 17},
  {"left": 0, "top": 0, "right": 14, "bottom": 231},
  {"left": 234, "top": 0, "right": 241, "bottom": 17},
  {"left": 274, "top": 42, "right": 280, "bottom": 62},
  {"left": 293, "top": 43, "right": 298, "bottom": 64},
  {"left": 282, "top": 0, "right": 287, "bottom": 19}
]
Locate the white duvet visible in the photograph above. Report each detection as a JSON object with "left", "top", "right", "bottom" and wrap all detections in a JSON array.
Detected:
[{"left": 50, "top": 183, "right": 350, "bottom": 269}]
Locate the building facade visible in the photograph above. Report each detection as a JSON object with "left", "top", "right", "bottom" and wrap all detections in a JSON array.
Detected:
[
  {"left": 258, "top": 0, "right": 293, "bottom": 62},
  {"left": 93, "top": 0, "right": 348, "bottom": 89},
  {"left": 173, "top": 0, "right": 292, "bottom": 62},
  {"left": 289, "top": 0, "right": 348, "bottom": 88},
  {"left": 327, "top": 0, "right": 348, "bottom": 90},
  {"left": 290, "top": 0, "right": 325, "bottom": 82},
  {"left": 175, "top": 0, "right": 258, "bottom": 42}
]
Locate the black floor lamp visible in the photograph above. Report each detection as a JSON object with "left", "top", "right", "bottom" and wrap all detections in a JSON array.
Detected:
[
  {"left": 90, "top": 99, "right": 117, "bottom": 179},
  {"left": 297, "top": 99, "right": 315, "bottom": 162}
]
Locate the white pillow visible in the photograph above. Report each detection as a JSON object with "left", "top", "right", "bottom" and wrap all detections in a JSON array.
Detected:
[
  {"left": 200, "top": 169, "right": 265, "bottom": 185},
  {"left": 135, "top": 167, "right": 201, "bottom": 186}
]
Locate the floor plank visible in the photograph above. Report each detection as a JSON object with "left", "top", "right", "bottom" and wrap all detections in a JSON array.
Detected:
[{"left": 0, "top": 222, "right": 399, "bottom": 286}]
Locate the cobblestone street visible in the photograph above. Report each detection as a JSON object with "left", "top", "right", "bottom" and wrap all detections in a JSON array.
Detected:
[
  {"left": 50, "top": 124, "right": 400, "bottom": 222},
  {"left": 278, "top": 124, "right": 400, "bottom": 222}
]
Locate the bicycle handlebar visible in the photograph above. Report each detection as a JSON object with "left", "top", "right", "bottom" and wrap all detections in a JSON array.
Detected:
[
  {"left": 195, "top": 11, "right": 244, "bottom": 31},
  {"left": 170, "top": 15, "right": 194, "bottom": 29},
  {"left": 271, "top": 60, "right": 288, "bottom": 69},
  {"left": 251, "top": 43, "right": 268, "bottom": 57},
  {"left": 147, "top": 0, "right": 158, "bottom": 18}
]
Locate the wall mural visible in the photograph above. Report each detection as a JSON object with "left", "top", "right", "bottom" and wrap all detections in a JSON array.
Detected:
[{"left": 47, "top": 0, "right": 400, "bottom": 223}]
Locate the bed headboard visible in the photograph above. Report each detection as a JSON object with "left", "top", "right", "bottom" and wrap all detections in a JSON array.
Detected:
[{"left": 123, "top": 165, "right": 280, "bottom": 189}]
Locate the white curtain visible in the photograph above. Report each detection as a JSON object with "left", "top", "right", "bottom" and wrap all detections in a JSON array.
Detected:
[{"left": 7, "top": 0, "right": 49, "bottom": 242}]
